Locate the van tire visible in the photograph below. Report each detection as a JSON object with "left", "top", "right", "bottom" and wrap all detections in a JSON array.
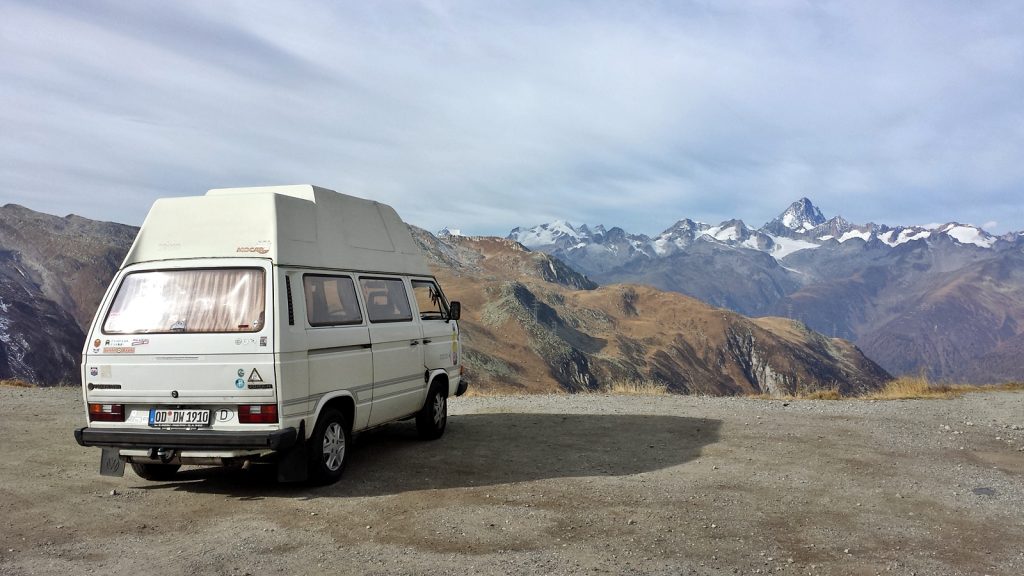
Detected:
[
  {"left": 307, "top": 409, "right": 350, "bottom": 485},
  {"left": 416, "top": 384, "right": 447, "bottom": 440},
  {"left": 130, "top": 462, "right": 180, "bottom": 481}
]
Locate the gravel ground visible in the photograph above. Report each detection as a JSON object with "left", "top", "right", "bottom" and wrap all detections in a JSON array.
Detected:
[{"left": 1, "top": 386, "right": 1022, "bottom": 576}]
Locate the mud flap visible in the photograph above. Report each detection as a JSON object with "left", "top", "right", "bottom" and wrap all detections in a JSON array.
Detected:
[
  {"left": 99, "top": 448, "right": 125, "bottom": 477},
  {"left": 276, "top": 421, "right": 308, "bottom": 483}
]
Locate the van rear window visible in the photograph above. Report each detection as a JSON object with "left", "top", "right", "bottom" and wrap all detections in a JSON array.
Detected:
[{"left": 103, "top": 268, "right": 265, "bottom": 334}]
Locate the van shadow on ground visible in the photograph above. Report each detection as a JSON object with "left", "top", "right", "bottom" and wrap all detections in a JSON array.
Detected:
[{"left": 146, "top": 412, "right": 721, "bottom": 498}]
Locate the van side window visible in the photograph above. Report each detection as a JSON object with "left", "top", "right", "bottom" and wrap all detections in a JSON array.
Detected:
[
  {"left": 411, "top": 280, "right": 449, "bottom": 320},
  {"left": 304, "top": 275, "right": 363, "bottom": 326},
  {"left": 359, "top": 278, "right": 413, "bottom": 323}
]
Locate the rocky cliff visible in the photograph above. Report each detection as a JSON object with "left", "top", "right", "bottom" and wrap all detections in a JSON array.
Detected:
[{"left": 0, "top": 204, "right": 136, "bottom": 384}]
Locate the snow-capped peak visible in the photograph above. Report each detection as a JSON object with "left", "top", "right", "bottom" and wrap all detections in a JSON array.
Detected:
[
  {"left": 437, "top": 227, "right": 463, "bottom": 238},
  {"left": 766, "top": 198, "right": 827, "bottom": 234},
  {"left": 665, "top": 218, "right": 708, "bottom": 234},
  {"left": 703, "top": 219, "right": 749, "bottom": 243},
  {"left": 936, "top": 223, "right": 995, "bottom": 248},
  {"left": 507, "top": 220, "right": 583, "bottom": 249},
  {"left": 505, "top": 205, "right": 1008, "bottom": 270},
  {"left": 650, "top": 218, "right": 711, "bottom": 255}
]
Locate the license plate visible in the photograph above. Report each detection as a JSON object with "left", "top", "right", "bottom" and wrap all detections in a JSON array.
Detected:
[{"left": 149, "top": 408, "right": 211, "bottom": 427}]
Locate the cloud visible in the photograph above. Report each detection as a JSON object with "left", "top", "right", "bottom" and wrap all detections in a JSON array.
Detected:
[{"left": 1, "top": 0, "right": 1023, "bottom": 235}]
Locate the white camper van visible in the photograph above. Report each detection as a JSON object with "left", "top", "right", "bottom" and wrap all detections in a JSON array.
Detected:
[{"left": 74, "top": 185, "right": 465, "bottom": 484}]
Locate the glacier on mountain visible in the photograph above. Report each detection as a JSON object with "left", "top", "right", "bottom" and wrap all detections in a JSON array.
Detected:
[{"left": 940, "top": 224, "right": 994, "bottom": 248}]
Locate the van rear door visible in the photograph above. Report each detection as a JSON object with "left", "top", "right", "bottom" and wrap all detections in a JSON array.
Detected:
[{"left": 83, "top": 261, "right": 276, "bottom": 407}]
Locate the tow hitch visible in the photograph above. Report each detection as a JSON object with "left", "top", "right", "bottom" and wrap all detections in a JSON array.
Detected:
[{"left": 150, "top": 447, "right": 177, "bottom": 463}]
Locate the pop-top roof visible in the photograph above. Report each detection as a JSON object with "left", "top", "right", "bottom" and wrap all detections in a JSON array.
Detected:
[{"left": 122, "top": 185, "right": 430, "bottom": 275}]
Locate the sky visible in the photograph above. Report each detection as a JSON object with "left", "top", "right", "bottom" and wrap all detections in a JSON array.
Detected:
[{"left": 2, "top": 1, "right": 1023, "bottom": 236}]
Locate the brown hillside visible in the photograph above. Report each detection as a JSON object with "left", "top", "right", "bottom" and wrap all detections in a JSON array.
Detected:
[{"left": 419, "top": 233, "right": 890, "bottom": 396}]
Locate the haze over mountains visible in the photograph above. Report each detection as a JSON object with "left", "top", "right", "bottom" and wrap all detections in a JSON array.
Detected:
[{"left": 506, "top": 199, "right": 1024, "bottom": 383}]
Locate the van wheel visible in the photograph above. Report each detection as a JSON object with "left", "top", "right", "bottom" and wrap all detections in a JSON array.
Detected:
[
  {"left": 130, "top": 462, "right": 180, "bottom": 481},
  {"left": 416, "top": 385, "right": 447, "bottom": 440},
  {"left": 307, "top": 409, "right": 350, "bottom": 485}
]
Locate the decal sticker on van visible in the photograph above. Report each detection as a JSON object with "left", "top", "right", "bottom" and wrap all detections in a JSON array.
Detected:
[
  {"left": 236, "top": 246, "right": 270, "bottom": 254},
  {"left": 102, "top": 347, "right": 135, "bottom": 354}
]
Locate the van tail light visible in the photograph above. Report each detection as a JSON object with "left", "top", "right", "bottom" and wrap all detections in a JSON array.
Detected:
[
  {"left": 238, "top": 404, "right": 278, "bottom": 424},
  {"left": 88, "top": 403, "right": 125, "bottom": 422}
]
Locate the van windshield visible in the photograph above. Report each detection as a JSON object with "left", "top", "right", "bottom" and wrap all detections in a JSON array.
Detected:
[{"left": 103, "top": 268, "right": 265, "bottom": 334}]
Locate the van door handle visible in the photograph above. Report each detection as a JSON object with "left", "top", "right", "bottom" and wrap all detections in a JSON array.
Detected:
[
  {"left": 422, "top": 339, "right": 432, "bottom": 344},
  {"left": 410, "top": 340, "right": 419, "bottom": 346}
]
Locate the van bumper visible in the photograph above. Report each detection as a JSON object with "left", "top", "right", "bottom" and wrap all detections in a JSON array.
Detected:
[{"left": 74, "top": 427, "right": 298, "bottom": 452}]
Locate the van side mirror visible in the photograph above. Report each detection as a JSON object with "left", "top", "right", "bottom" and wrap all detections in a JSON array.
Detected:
[{"left": 448, "top": 301, "right": 461, "bottom": 321}]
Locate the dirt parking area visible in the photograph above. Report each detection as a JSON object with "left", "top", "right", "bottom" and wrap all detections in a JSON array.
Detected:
[{"left": 1, "top": 387, "right": 1022, "bottom": 576}]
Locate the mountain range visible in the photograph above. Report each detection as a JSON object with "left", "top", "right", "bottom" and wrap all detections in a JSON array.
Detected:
[
  {"left": 0, "top": 203, "right": 890, "bottom": 394},
  {"left": 506, "top": 198, "right": 1024, "bottom": 382}
]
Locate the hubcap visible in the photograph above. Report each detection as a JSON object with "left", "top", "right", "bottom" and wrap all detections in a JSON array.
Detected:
[
  {"left": 322, "top": 422, "right": 346, "bottom": 472},
  {"left": 433, "top": 393, "right": 446, "bottom": 427}
]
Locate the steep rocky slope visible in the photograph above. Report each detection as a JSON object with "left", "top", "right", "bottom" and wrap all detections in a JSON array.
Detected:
[{"left": 0, "top": 205, "right": 136, "bottom": 383}]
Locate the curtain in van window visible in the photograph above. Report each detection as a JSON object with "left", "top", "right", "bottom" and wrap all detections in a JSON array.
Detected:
[{"left": 104, "top": 269, "right": 265, "bottom": 334}]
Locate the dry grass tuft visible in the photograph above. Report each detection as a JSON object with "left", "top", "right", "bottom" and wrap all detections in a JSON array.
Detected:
[
  {"left": 606, "top": 380, "right": 669, "bottom": 396},
  {"left": 861, "top": 375, "right": 966, "bottom": 400},
  {"left": 800, "top": 388, "right": 843, "bottom": 400},
  {"left": 458, "top": 386, "right": 497, "bottom": 398},
  {"left": 742, "top": 374, "right": 1024, "bottom": 402},
  {"left": 745, "top": 387, "right": 842, "bottom": 401},
  {"left": 0, "top": 379, "right": 34, "bottom": 388}
]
